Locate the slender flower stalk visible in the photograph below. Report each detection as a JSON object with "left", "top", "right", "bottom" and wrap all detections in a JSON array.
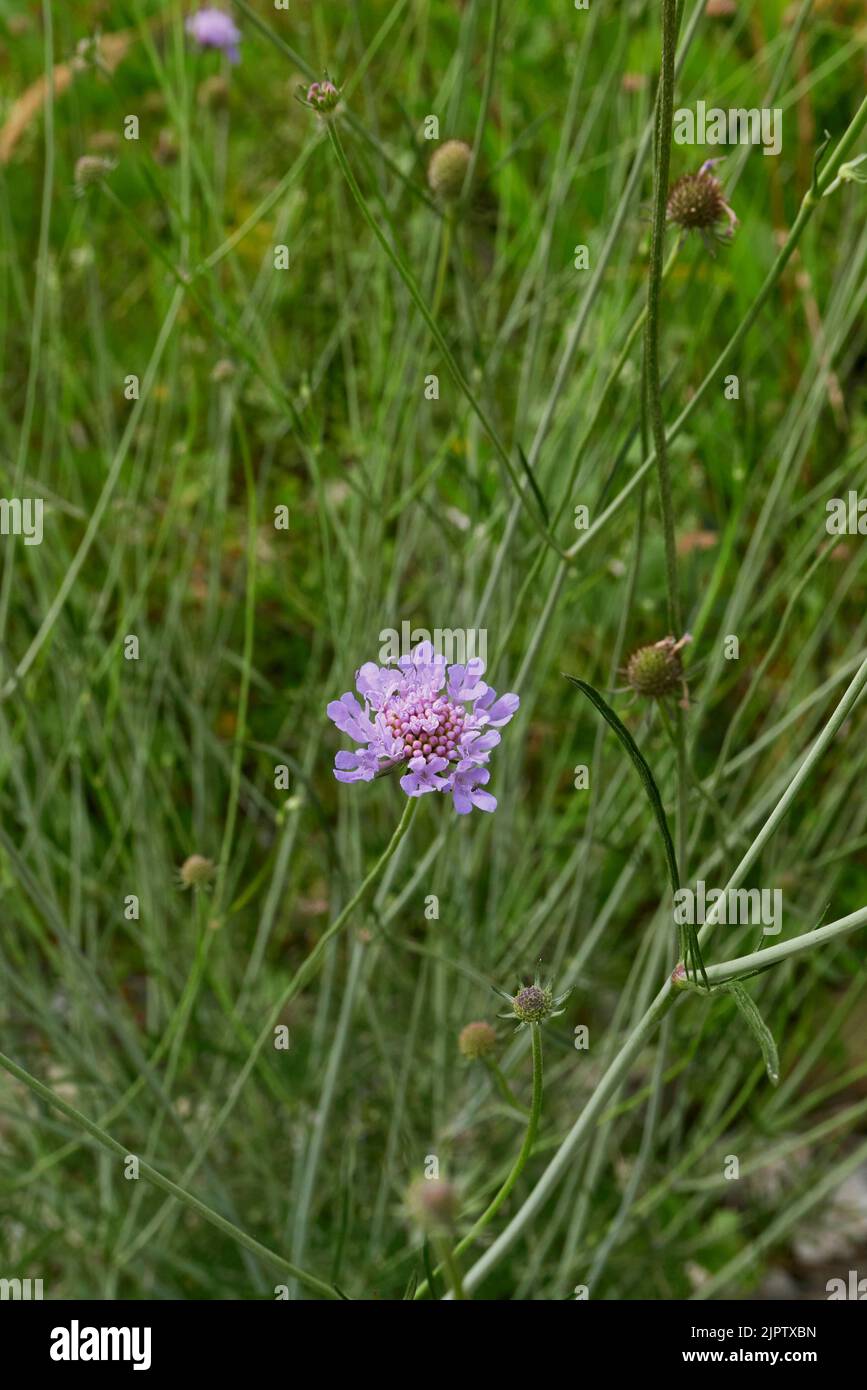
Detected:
[
  {"left": 644, "top": 0, "right": 690, "bottom": 931},
  {"left": 456, "top": 652, "right": 867, "bottom": 1295},
  {"left": 323, "top": 119, "right": 565, "bottom": 556},
  {"left": 567, "top": 92, "right": 867, "bottom": 564},
  {"left": 415, "top": 1022, "right": 544, "bottom": 1301}
]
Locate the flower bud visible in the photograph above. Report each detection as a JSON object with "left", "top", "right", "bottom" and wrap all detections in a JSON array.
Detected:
[
  {"left": 74, "top": 155, "right": 114, "bottom": 193},
  {"left": 305, "top": 79, "right": 341, "bottom": 114},
  {"left": 458, "top": 1020, "right": 497, "bottom": 1060},
  {"left": 405, "top": 1177, "right": 458, "bottom": 1233},
  {"left": 179, "top": 854, "right": 216, "bottom": 889},
  {"left": 427, "top": 140, "right": 472, "bottom": 202},
  {"left": 626, "top": 635, "right": 690, "bottom": 699}
]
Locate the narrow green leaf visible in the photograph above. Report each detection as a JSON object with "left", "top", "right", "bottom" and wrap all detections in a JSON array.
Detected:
[
  {"left": 564, "top": 674, "right": 707, "bottom": 987},
  {"left": 727, "top": 981, "right": 780, "bottom": 1085},
  {"left": 517, "top": 443, "right": 550, "bottom": 527}
]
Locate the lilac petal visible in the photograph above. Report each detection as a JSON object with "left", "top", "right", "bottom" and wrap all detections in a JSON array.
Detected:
[
  {"left": 446, "top": 658, "right": 487, "bottom": 703},
  {"left": 471, "top": 788, "right": 497, "bottom": 813},
  {"left": 333, "top": 749, "right": 377, "bottom": 783},
  {"left": 474, "top": 689, "right": 520, "bottom": 727},
  {"left": 326, "top": 692, "right": 374, "bottom": 743},
  {"left": 458, "top": 729, "right": 500, "bottom": 762},
  {"left": 356, "top": 662, "right": 400, "bottom": 709}
]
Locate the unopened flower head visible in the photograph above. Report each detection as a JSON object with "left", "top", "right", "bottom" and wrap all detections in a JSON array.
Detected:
[
  {"left": 667, "top": 161, "right": 737, "bottom": 246},
  {"left": 626, "top": 634, "right": 691, "bottom": 700},
  {"left": 178, "top": 854, "right": 216, "bottom": 889},
  {"left": 427, "top": 140, "right": 472, "bottom": 202},
  {"left": 458, "top": 1020, "right": 497, "bottom": 1060},
  {"left": 304, "top": 78, "right": 341, "bottom": 114},
  {"left": 405, "top": 1176, "right": 458, "bottom": 1233},
  {"left": 496, "top": 974, "right": 571, "bottom": 1031},
  {"left": 185, "top": 8, "right": 242, "bottom": 64},
  {"left": 326, "top": 639, "right": 519, "bottom": 814}
]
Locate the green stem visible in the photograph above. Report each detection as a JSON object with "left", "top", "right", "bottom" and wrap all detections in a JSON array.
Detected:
[
  {"left": 113, "top": 795, "right": 419, "bottom": 1265},
  {"left": 485, "top": 1057, "right": 530, "bottom": 1116},
  {"left": 646, "top": 2, "right": 688, "bottom": 971},
  {"left": 0, "top": 1048, "right": 341, "bottom": 1300},
  {"left": 324, "top": 120, "right": 563, "bottom": 556},
  {"left": 690, "top": 905, "right": 867, "bottom": 989},
  {"left": 459, "top": 991, "right": 676, "bottom": 1296},
  {"left": 431, "top": 211, "right": 453, "bottom": 319},
  {"left": 457, "top": 652, "right": 867, "bottom": 1295},
  {"left": 415, "top": 1023, "right": 543, "bottom": 1300},
  {"left": 434, "top": 1236, "right": 467, "bottom": 1300},
  {"left": 567, "top": 92, "right": 867, "bottom": 565}
]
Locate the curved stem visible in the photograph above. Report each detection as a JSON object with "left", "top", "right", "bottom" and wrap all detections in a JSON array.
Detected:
[
  {"left": 485, "top": 1057, "right": 530, "bottom": 1116},
  {"left": 459, "top": 992, "right": 675, "bottom": 1297},
  {"left": 415, "top": 1023, "right": 543, "bottom": 1300}
]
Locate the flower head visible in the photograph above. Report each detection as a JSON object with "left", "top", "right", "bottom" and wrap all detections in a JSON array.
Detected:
[
  {"left": 625, "top": 634, "right": 691, "bottom": 700},
  {"left": 458, "top": 1020, "right": 497, "bottom": 1060},
  {"left": 304, "top": 78, "right": 341, "bottom": 114},
  {"left": 326, "top": 640, "right": 519, "bottom": 814},
  {"left": 427, "top": 140, "right": 472, "bottom": 202},
  {"left": 495, "top": 973, "right": 571, "bottom": 1031},
  {"left": 667, "top": 161, "right": 737, "bottom": 248},
  {"left": 185, "top": 8, "right": 242, "bottom": 64},
  {"left": 405, "top": 1176, "right": 458, "bottom": 1233},
  {"left": 74, "top": 155, "right": 115, "bottom": 194},
  {"left": 178, "top": 854, "right": 216, "bottom": 889}
]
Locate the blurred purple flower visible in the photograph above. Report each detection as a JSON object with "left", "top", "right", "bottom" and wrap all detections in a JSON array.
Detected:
[
  {"left": 326, "top": 640, "right": 519, "bottom": 814},
  {"left": 186, "top": 8, "right": 241, "bottom": 64}
]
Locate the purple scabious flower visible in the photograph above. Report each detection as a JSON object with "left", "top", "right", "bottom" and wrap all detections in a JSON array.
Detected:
[
  {"left": 327, "top": 641, "right": 519, "bottom": 814},
  {"left": 186, "top": 8, "right": 242, "bottom": 64}
]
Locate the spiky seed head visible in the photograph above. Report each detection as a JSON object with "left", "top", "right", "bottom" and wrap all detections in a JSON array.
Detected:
[
  {"left": 458, "top": 1020, "right": 497, "bottom": 1060},
  {"left": 405, "top": 1177, "right": 458, "bottom": 1232},
  {"left": 496, "top": 974, "right": 571, "bottom": 1029},
  {"left": 179, "top": 854, "right": 216, "bottom": 889},
  {"left": 666, "top": 170, "right": 728, "bottom": 231},
  {"left": 513, "top": 984, "right": 551, "bottom": 1023},
  {"left": 427, "top": 140, "right": 472, "bottom": 202},
  {"left": 626, "top": 638, "right": 685, "bottom": 699}
]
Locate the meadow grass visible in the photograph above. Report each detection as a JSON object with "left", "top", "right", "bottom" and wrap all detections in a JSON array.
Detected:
[{"left": 1, "top": 0, "right": 866, "bottom": 1300}]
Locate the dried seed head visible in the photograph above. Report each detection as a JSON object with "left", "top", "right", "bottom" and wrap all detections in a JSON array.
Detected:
[
  {"left": 666, "top": 166, "right": 737, "bottom": 239},
  {"left": 458, "top": 1020, "right": 497, "bottom": 1060},
  {"left": 405, "top": 1177, "right": 458, "bottom": 1232},
  {"left": 427, "top": 140, "right": 472, "bottom": 202},
  {"left": 74, "top": 155, "right": 114, "bottom": 193},
  {"left": 179, "top": 854, "right": 216, "bottom": 889},
  {"left": 626, "top": 636, "right": 689, "bottom": 699}
]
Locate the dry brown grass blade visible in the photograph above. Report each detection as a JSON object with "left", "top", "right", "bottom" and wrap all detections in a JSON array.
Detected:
[{"left": 0, "top": 32, "right": 133, "bottom": 166}]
